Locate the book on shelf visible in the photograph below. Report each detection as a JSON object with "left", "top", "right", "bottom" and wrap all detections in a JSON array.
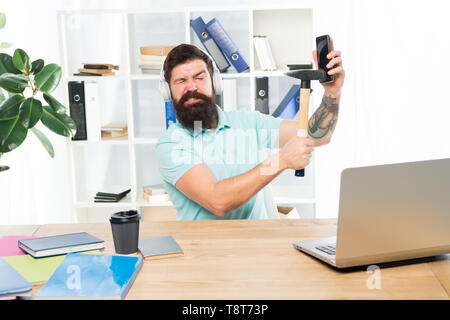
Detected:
[
  {"left": 138, "top": 236, "right": 184, "bottom": 261},
  {"left": 253, "top": 36, "right": 277, "bottom": 71},
  {"left": 36, "top": 253, "right": 143, "bottom": 300},
  {"left": 101, "top": 121, "right": 128, "bottom": 139},
  {"left": 142, "top": 192, "right": 170, "bottom": 203},
  {"left": 82, "top": 63, "right": 120, "bottom": 70},
  {"left": 0, "top": 257, "right": 32, "bottom": 300},
  {"left": 286, "top": 61, "right": 313, "bottom": 70},
  {"left": 17, "top": 232, "right": 104, "bottom": 258},
  {"left": 95, "top": 185, "right": 131, "bottom": 203},
  {"left": 139, "top": 46, "right": 175, "bottom": 56},
  {"left": 143, "top": 183, "right": 167, "bottom": 196}
]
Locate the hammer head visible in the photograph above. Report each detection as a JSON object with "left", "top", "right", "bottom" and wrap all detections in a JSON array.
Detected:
[{"left": 285, "top": 69, "right": 327, "bottom": 82}]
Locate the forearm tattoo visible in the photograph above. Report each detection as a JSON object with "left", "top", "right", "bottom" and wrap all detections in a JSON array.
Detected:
[{"left": 308, "top": 95, "right": 339, "bottom": 139}]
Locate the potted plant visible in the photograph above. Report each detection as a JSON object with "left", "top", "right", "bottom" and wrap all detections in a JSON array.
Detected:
[{"left": 0, "top": 12, "right": 76, "bottom": 169}]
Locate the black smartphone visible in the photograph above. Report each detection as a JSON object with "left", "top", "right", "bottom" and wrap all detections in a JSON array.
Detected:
[{"left": 316, "top": 35, "right": 334, "bottom": 83}]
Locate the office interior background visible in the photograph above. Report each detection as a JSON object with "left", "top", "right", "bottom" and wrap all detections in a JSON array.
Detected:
[{"left": 1, "top": 0, "right": 449, "bottom": 225}]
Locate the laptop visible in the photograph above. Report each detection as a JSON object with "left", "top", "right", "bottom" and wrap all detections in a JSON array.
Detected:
[{"left": 292, "top": 158, "right": 450, "bottom": 268}]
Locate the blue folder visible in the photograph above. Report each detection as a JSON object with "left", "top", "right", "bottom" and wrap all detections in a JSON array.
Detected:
[
  {"left": 0, "top": 257, "right": 32, "bottom": 298},
  {"left": 190, "top": 17, "right": 230, "bottom": 73},
  {"left": 272, "top": 85, "right": 301, "bottom": 119},
  {"left": 36, "top": 253, "right": 143, "bottom": 300},
  {"left": 165, "top": 100, "right": 176, "bottom": 129},
  {"left": 206, "top": 18, "right": 249, "bottom": 73}
]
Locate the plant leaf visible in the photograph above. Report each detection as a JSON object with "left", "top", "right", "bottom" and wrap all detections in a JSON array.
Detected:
[
  {"left": 0, "top": 89, "right": 5, "bottom": 104},
  {"left": 0, "top": 73, "right": 28, "bottom": 93},
  {"left": 30, "top": 59, "right": 44, "bottom": 75},
  {"left": 0, "top": 53, "right": 21, "bottom": 75},
  {"left": 40, "top": 105, "right": 76, "bottom": 137},
  {"left": 43, "top": 92, "right": 66, "bottom": 114},
  {"left": 0, "top": 116, "right": 27, "bottom": 153},
  {"left": 0, "top": 13, "right": 6, "bottom": 30},
  {"left": 0, "top": 42, "right": 12, "bottom": 49},
  {"left": 12, "top": 49, "right": 30, "bottom": 73},
  {"left": 34, "top": 64, "right": 62, "bottom": 93},
  {"left": 31, "top": 127, "right": 54, "bottom": 158},
  {"left": 19, "top": 97, "right": 42, "bottom": 129},
  {"left": 0, "top": 94, "right": 24, "bottom": 119}
]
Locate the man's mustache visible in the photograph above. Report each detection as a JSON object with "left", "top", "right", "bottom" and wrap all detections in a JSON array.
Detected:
[{"left": 178, "top": 91, "right": 211, "bottom": 106}]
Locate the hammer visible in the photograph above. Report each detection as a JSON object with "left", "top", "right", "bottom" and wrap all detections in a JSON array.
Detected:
[{"left": 284, "top": 69, "right": 328, "bottom": 177}]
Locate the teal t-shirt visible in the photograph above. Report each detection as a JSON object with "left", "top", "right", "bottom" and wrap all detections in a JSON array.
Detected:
[{"left": 156, "top": 105, "right": 283, "bottom": 220}]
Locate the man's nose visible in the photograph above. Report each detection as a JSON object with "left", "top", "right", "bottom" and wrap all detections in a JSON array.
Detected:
[{"left": 185, "top": 79, "right": 197, "bottom": 92}]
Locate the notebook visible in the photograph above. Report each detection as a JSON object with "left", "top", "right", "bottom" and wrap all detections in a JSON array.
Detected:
[
  {"left": 18, "top": 232, "right": 104, "bottom": 258},
  {"left": 0, "top": 235, "right": 38, "bottom": 257},
  {"left": 0, "top": 257, "right": 32, "bottom": 299},
  {"left": 36, "top": 253, "right": 143, "bottom": 300},
  {"left": 2, "top": 250, "right": 102, "bottom": 284},
  {"left": 138, "top": 236, "right": 184, "bottom": 260}
]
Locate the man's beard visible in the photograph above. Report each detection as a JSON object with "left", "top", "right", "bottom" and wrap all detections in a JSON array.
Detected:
[{"left": 173, "top": 90, "right": 218, "bottom": 131}]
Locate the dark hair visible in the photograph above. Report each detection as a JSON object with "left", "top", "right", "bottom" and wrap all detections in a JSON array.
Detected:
[{"left": 163, "top": 43, "right": 214, "bottom": 85}]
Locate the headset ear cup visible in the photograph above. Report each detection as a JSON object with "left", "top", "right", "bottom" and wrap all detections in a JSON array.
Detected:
[{"left": 213, "top": 71, "right": 222, "bottom": 96}]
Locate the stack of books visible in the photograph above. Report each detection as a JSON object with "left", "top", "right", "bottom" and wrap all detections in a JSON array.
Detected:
[
  {"left": 142, "top": 184, "right": 170, "bottom": 203},
  {"left": 94, "top": 186, "right": 131, "bottom": 203},
  {"left": 75, "top": 63, "right": 119, "bottom": 76},
  {"left": 139, "top": 46, "right": 175, "bottom": 74},
  {"left": 101, "top": 121, "right": 128, "bottom": 139}
]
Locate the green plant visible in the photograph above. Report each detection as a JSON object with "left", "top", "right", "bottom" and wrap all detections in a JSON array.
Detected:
[{"left": 0, "top": 12, "right": 76, "bottom": 159}]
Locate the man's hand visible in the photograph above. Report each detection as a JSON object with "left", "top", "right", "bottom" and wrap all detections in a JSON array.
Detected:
[
  {"left": 278, "top": 137, "right": 315, "bottom": 171},
  {"left": 312, "top": 36, "right": 345, "bottom": 97}
]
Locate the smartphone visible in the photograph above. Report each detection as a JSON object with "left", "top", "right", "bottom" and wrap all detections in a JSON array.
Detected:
[{"left": 316, "top": 35, "right": 334, "bottom": 83}]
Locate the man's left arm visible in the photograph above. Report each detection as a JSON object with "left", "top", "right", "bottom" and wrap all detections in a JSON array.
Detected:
[{"left": 278, "top": 39, "right": 345, "bottom": 147}]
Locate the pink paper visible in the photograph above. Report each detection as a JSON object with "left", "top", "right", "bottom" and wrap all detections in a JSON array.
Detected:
[{"left": 0, "top": 235, "right": 38, "bottom": 256}]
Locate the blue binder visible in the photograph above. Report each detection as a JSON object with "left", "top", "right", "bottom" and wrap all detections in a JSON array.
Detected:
[
  {"left": 206, "top": 18, "right": 249, "bottom": 73},
  {"left": 190, "top": 17, "right": 230, "bottom": 73},
  {"left": 165, "top": 101, "right": 176, "bottom": 129},
  {"left": 272, "top": 85, "right": 300, "bottom": 120}
]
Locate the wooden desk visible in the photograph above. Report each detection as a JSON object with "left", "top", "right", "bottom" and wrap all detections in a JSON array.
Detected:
[{"left": 2, "top": 219, "right": 449, "bottom": 300}]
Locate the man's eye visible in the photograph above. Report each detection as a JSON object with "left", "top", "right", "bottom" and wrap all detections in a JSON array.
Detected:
[{"left": 196, "top": 77, "right": 204, "bottom": 81}]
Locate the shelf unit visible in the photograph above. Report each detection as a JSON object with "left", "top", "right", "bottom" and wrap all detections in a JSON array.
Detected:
[{"left": 56, "top": 6, "right": 318, "bottom": 221}]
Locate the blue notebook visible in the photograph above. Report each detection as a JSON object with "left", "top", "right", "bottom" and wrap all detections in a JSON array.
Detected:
[
  {"left": 0, "top": 257, "right": 32, "bottom": 298},
  {"left": 36, "top": 253, "right": 143, "bottom": 299},
  {"left": 18, "top": 232, "right": 104, "bottom": 258}
]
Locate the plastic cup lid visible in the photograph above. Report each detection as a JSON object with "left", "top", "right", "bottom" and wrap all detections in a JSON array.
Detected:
[{"left": 110, "top": 210, "right": 140, "bottom": 223}]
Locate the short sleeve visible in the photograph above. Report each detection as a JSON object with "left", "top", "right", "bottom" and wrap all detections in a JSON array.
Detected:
[
  {"left": 155, "top": 129, "right": 202, "bottom": 186},
  {"left": 254, "top": 112, "right": 283, "bottom": 149}
]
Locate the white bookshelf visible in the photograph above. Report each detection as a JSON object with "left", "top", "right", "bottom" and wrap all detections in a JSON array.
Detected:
[{"left": 56, "top": 6, "right": 318, "bottom": 221}]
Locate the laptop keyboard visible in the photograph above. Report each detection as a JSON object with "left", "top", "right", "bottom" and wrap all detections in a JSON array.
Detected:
[{"left": 315, "top": 244, "right": 336, "bottom": 256}]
